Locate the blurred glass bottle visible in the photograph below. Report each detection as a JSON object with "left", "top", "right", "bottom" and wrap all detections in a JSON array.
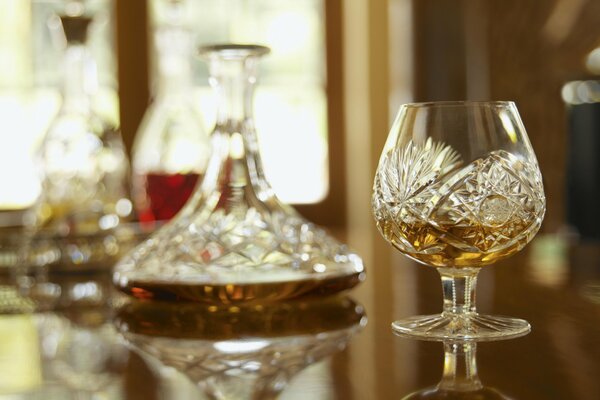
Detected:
[
  {"left": 32, "top": 11, "right": 131, "bottom": 263},
  {"left": 132, "top": 0, "right": 209, "bottom": 224}
]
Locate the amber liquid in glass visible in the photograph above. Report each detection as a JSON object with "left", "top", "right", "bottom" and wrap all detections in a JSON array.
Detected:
[
  {"left": 374, "top": 150, "right": 544, "bottom": 269},
  {"left": 137, "top": 172, "right": 200, "bottom": 222},
  {"left": 377, "top": 219, "right": 533, "bottom": 268},
  {"left": 118, "top": 273, "right": 364, "bottom": 304}
]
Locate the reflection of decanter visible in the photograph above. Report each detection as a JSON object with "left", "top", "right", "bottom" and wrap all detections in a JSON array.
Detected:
[
  {"left": 132, "top": 0, "right": 209, "bottom": 224},
  {"left": 114, "top": 44, "right": 364, "bottom": 302},
  {"left": 32, "top": 12, "right": 132, "bottom": 267},
  {"left": 403, "top": 342, "right": 513, "bottom": 400},
  {"left": 116, "top": 296, "right": 365, "bottom": 399}
]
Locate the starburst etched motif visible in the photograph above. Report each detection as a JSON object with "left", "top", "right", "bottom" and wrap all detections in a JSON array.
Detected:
[
  {"left": 373, "top": 139, "right": 546, "bottom": 267},
  {"left": 372, "top": 138, "right": 463, "bottom": 230}
]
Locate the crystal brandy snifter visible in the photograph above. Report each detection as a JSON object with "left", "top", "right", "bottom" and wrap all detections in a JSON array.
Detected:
[{"left": 372, "top": 101, "right": 545, "bottom": 340}]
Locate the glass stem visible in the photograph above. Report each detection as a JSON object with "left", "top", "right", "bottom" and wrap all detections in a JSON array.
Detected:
[
  {"left": 438, "top": 341, "right": 483, "bottom": 391},
  {"left": 438, "top": 268, "right": 478, "bottom": 315}
]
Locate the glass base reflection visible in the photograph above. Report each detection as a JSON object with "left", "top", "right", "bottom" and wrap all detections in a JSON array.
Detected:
[{"left": 400, "top": 330, "right": 528, "bottom": 399}]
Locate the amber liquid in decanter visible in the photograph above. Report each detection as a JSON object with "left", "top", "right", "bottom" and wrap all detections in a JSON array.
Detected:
[{"left": 120, "top": 273, "right": 363, "bottom": 304}]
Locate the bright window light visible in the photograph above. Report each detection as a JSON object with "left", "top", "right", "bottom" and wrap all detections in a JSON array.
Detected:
[{"left": 153, "top": 0, "right": 329, "bottom": 204}]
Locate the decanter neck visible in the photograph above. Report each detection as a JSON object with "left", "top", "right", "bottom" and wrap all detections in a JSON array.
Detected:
[
  {"left": 208, "top": 56, "right": 258, "bottom": 125},
  {"left": 155, "top": 26, "right": 194, "bottom": 98},
  {"left": 438, "top": 342, "right": 483, "bottom": 392},
  {"left": 195, "top": 45, "right": 278, "bottom": 212},
  {"left": 60, "top": 43, "right": 92, "bottom": 115}
]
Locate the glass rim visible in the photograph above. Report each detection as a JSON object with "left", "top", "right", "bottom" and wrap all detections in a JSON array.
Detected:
[
  {"left": 198, "top": 43, "right": 271, "bottom": 59},
  {"left": 402, "top": 100, "right": 515, "bottom": 108}
]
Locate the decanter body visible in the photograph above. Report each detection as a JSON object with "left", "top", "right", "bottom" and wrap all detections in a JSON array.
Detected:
[
  {"left": 32, "top": 14, "right": 131, "bottom": 267},
  {"left": 132, "top": 0, "right": 209, "bottom": 224},
  {"left": 113, "top": 44, "right": 364, "bottom": 303}
]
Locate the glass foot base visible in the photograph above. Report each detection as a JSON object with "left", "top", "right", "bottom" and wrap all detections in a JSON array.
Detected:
[{"left": 392, "top": 313, "right": 530, "bottom": 341}]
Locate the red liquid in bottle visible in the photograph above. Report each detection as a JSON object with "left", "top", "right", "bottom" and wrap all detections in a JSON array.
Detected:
[{"left": 137, "top": 172, "right": 201, "bottom": 223}]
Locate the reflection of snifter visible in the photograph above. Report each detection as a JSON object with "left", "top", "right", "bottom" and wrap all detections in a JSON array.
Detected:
[
  {"left": 403, "top": 341, "right": 512, "bottom": 400},
  {"left": 115, "top": 296, "right": 366, "bottom": 399}
]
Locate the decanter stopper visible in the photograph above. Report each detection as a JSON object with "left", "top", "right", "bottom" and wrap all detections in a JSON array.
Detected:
[{"left": 60, "top": 15, "right": 91, "bottom": 44}]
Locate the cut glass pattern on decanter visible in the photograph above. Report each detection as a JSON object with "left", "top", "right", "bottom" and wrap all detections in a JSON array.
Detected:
[
  {"left": 373, "top": 138, "right": 545, "bottom": 267},
  {"left": 120, "top": 209, "right": 360, "bottom": 283},
  {"left": 113, "top": 44, "right": 364, "bottom": 302}
]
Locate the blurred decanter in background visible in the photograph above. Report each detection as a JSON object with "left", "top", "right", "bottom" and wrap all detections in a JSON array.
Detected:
[
  {"left": 132, "top": 0, "right": 209, "bottom": 224},
  {"left": 31, "top": 5, "right": 132, "bottom": 268}
]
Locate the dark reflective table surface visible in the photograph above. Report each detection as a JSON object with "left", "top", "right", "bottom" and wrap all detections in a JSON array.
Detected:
[{"left": 1, "top": 235, "right": 600, "bottom": 399}]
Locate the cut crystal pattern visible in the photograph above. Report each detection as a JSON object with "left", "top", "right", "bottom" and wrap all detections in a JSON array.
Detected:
[
  {"left": 116, "top": 207, "right": 362, "bottom": 284},
  {"left": 373, "top": 139, "right": 545, "bottom": 266}
]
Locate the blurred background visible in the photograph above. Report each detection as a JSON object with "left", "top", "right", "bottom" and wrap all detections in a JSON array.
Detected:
[
  {"left": 2, "top": 0, "right": 600, "bottom": 230},
  {"left": 2, "top": 0, "right": 600, "bottom": 398},
  {"left": 3, "top": 0, "right": 600, "bottom": 301}
]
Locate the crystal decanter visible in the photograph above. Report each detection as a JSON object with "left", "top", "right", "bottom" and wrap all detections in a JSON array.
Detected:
[
  {"left": 31, "top": 13, "right": 132, "bottom": 268},
  {"left": 132, "top": 0, "right": 209, "bottom": 224},
  {"left": 113, "top": 44, "right": 364, "bottom": 302}
]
